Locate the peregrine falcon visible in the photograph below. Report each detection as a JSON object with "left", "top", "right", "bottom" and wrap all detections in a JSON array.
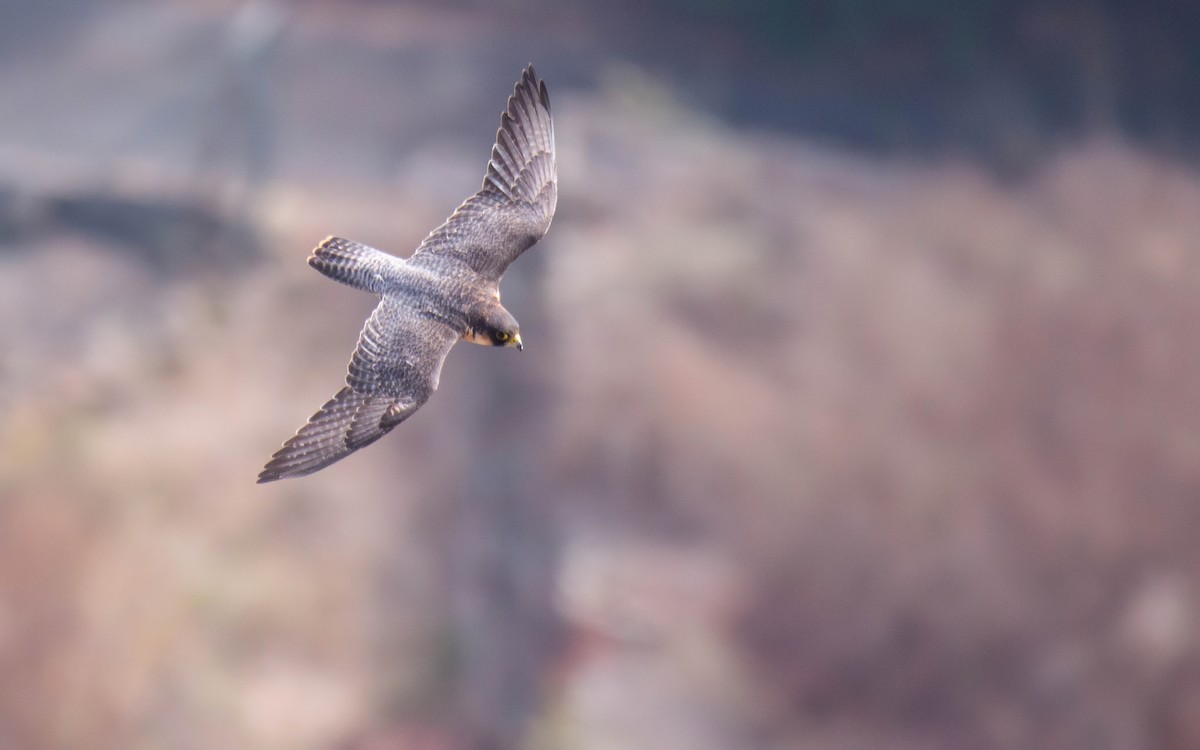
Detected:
[{"left": 258, "top": 65, "right": 556, "bottom": 482}]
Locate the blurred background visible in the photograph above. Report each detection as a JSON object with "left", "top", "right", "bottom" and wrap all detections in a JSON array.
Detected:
[{"left": 2, "top": 1, "right": 1199, "bottom": 748}]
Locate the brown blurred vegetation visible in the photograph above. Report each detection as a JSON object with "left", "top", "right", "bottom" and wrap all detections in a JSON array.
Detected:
[{"left": 1, "top": 2, "right": 1200, "bottom": 749}]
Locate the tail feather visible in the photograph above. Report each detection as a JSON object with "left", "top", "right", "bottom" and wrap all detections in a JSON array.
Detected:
[
  {"left": 257, "top": 386, "right": 410, "bottom": 483},
  {"left": 307, "top": 236, "right": 396, "bottom": 293}
]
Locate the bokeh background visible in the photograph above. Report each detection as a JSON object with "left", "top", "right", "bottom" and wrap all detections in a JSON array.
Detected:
[{"left": 2, "top": 1, "right": 1200, "bottom": 748}]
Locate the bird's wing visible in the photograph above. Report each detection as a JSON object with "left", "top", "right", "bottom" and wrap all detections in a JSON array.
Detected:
[
  {"left": 409, "top": 64, "right": 556, "bottom": 283},
  {"left": 258, "top": 296, "right": 459, "bottom": 482}
]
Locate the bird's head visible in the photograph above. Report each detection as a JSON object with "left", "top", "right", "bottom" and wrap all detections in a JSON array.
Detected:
[{"left": 468, "top": 305, "right": 523, "bottom": 351}]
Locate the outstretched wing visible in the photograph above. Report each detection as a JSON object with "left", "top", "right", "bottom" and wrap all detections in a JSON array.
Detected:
[
  {"left": 409, "top": 64, "right": 556, "bottom": 283},
  {"left": 258, "top": 297, "right": 460, "bottom": 482}
]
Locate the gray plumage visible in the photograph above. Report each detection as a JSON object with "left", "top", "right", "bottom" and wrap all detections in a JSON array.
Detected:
[{"left": 258, "top": 65, "right": 556, "bottom": 482}]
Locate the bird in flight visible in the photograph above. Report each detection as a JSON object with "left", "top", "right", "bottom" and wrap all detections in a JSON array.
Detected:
[{"left": 258, "top": 65, "right": 556, "bottom": 482}]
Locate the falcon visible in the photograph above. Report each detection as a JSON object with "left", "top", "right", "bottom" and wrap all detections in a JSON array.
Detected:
[{"left": 258, "top": 65, "right": 556, "bottom": 482}]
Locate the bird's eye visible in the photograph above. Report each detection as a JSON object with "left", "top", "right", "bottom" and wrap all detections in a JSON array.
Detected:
[{"left": 496, "top": 331, "right": 509, "bottom": 342}]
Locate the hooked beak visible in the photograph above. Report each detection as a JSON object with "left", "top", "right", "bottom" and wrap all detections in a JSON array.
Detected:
[{"left": 514, "top": 333, "right": 524, "bottom": 352}]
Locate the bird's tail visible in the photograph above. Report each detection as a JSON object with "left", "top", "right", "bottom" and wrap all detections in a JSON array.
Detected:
[
  {"left": 257, "top": 386, "right": 408, "bottom": 482},
  {"left": 307, "top": 236, "right": 395, "bottom": 293}
]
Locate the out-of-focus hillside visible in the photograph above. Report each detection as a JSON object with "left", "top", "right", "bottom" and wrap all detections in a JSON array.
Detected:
[
  {"left": 2, "top": 2, "right": 1200, "bottom": 750},
  {"left": 548, "top": 84, "right": 1200, "bottom": 749}
]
